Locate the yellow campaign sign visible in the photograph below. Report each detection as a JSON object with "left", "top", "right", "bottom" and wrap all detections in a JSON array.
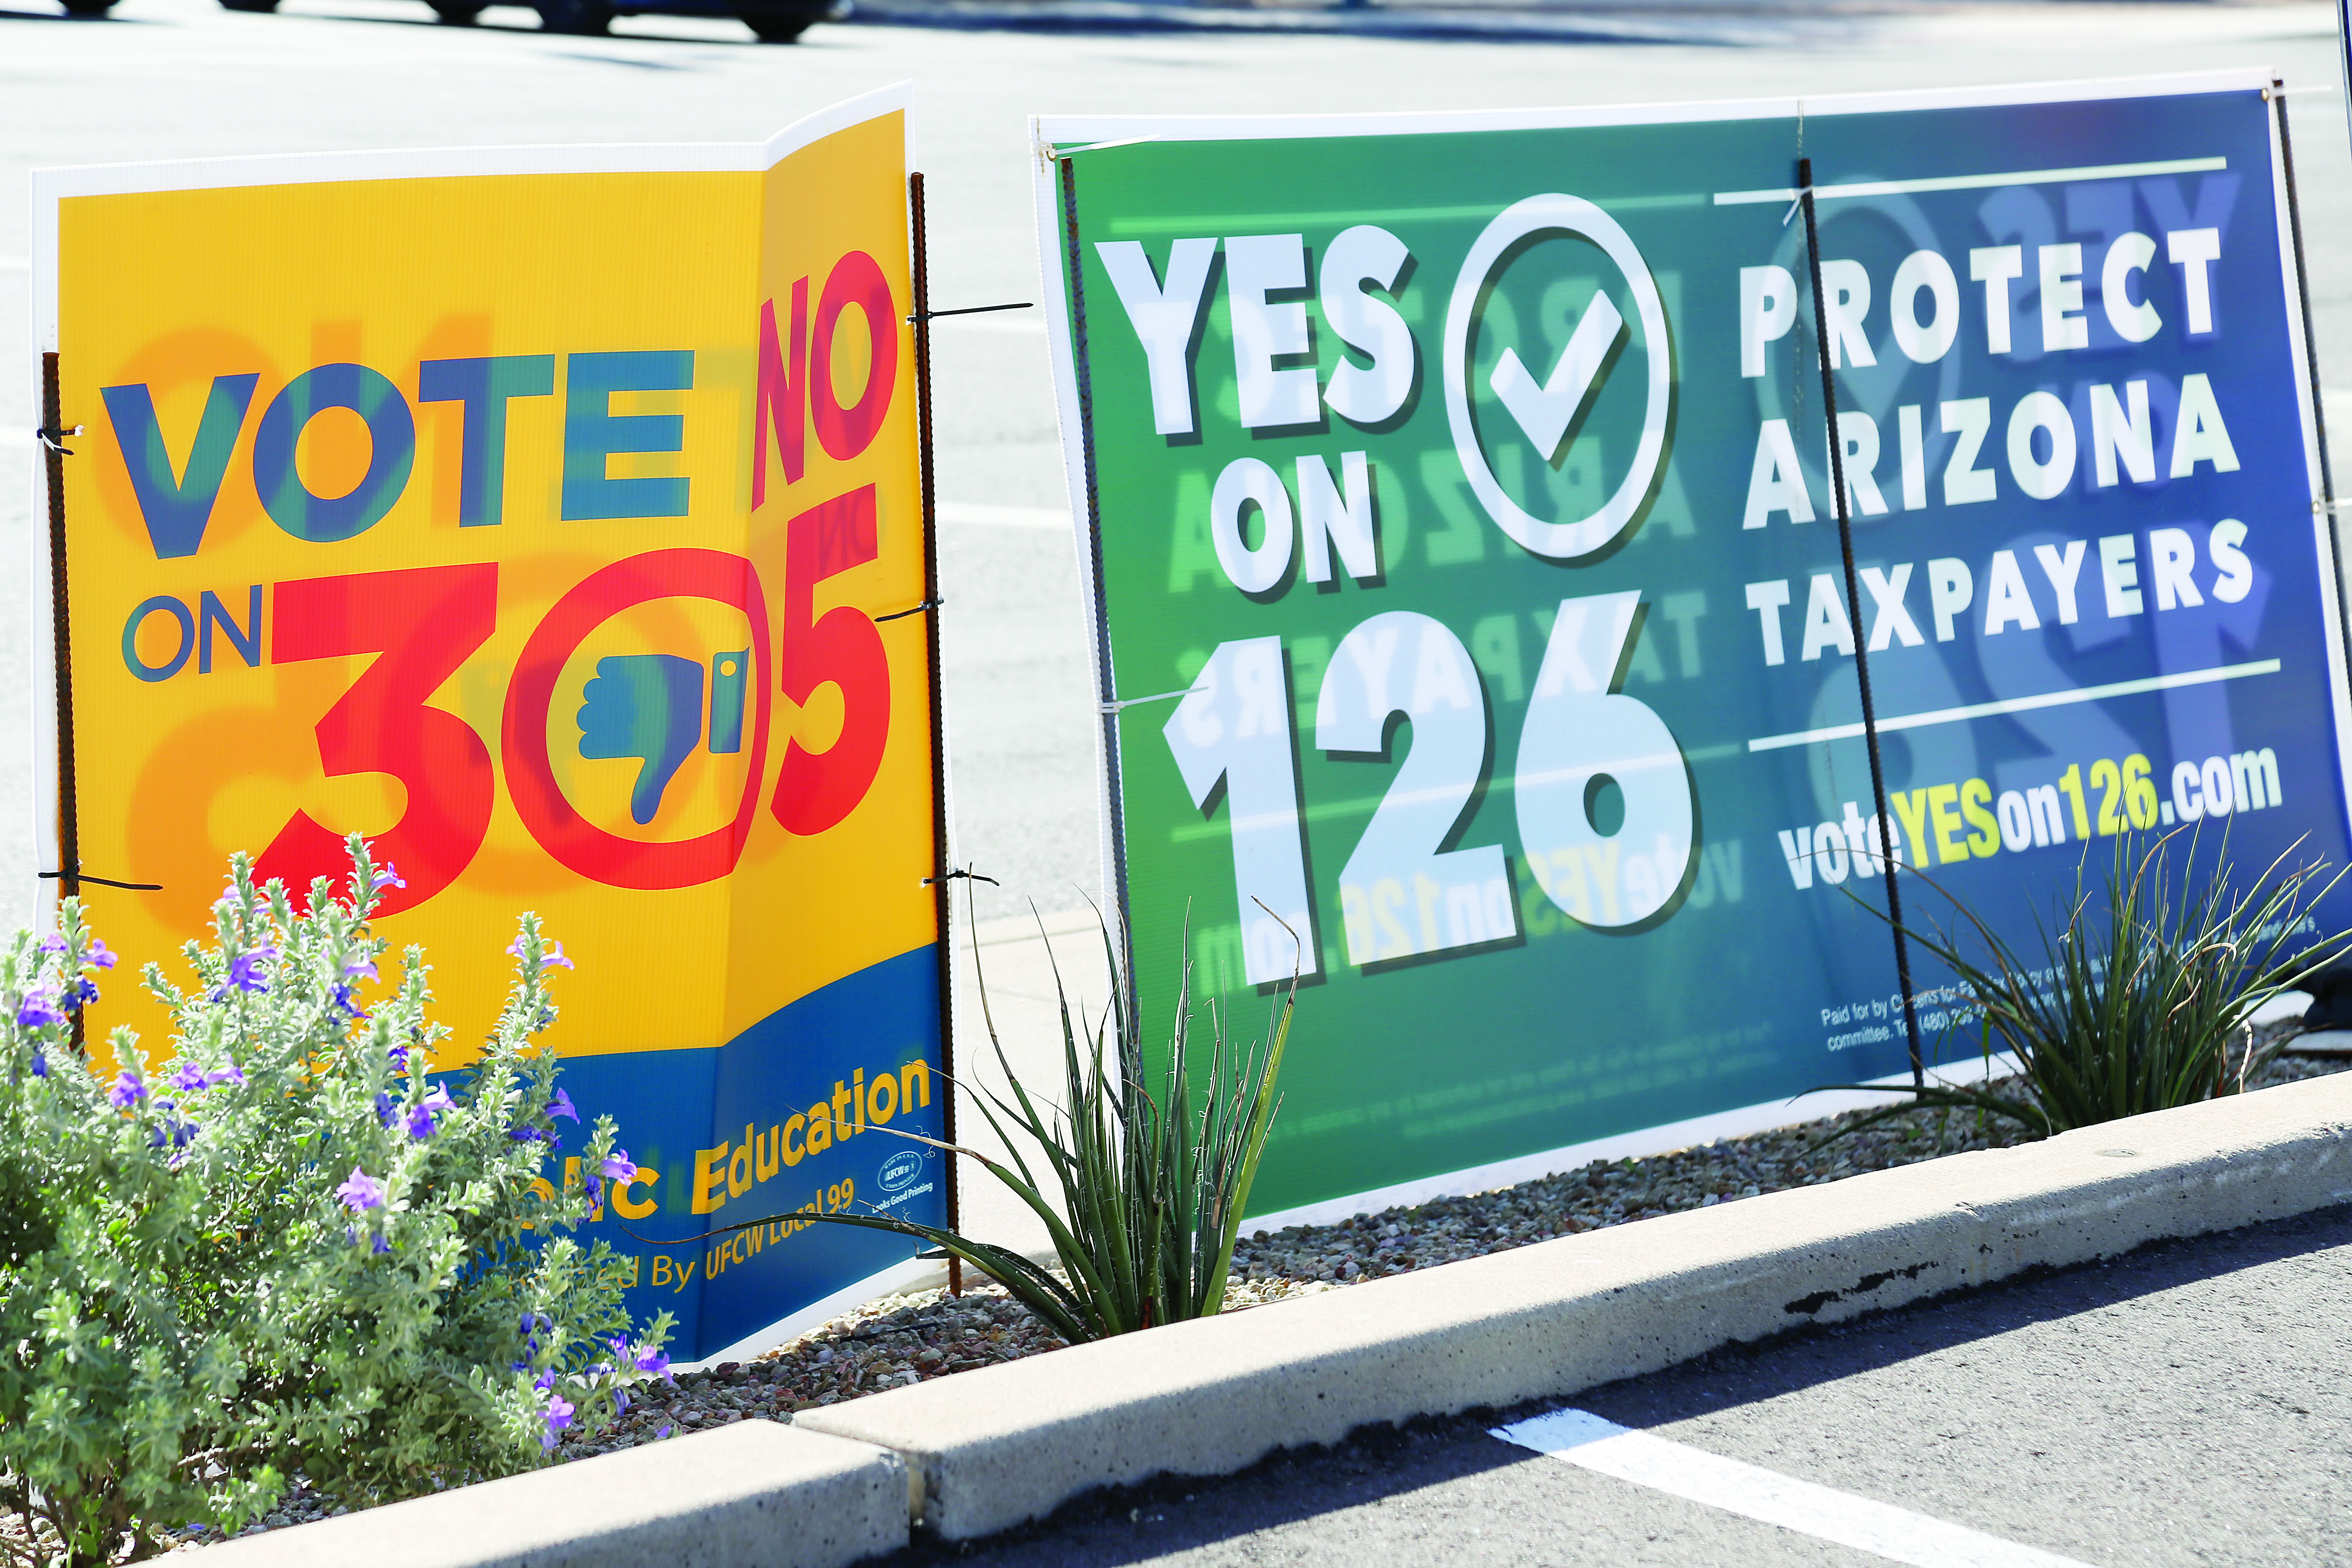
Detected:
[{"left": 33, "top": 84, "right": 948, "bottom": 1359}]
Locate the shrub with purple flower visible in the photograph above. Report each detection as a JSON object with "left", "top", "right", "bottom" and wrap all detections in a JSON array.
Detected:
[
  {"left": 403, "top": 1084, "right": 454, "bottom": 1139},
  {"left": 16, "top": 987, "right": 66, "bottom": 1030},
  {"left": 0, "top": 837, "right": 671, "bottom": 1563}
]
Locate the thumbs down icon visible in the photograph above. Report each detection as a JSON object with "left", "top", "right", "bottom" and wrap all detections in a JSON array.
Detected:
[{"left": 577, "top": 654, "right": 705, "bottom": 826}]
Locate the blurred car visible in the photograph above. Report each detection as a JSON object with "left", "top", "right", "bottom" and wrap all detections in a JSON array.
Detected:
[{"left": 59, "top": 0, "right": 848, "bottom": 41}]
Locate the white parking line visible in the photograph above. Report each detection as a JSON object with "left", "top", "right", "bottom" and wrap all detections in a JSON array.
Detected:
[{"left": 1495, "top": 1409, "right": 2099, "bottom": 1568}]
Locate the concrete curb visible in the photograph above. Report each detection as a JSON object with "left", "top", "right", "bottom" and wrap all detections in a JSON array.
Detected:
[
  {"left": 184, "top": 1076, "right": 2352, "bottom": 1562},
  {"left": 796, "top": 1074, "right": 2352, "bottom": 1540},
  {"left": 185, "top": 1421, "right": 909, "bottom": 1568}
]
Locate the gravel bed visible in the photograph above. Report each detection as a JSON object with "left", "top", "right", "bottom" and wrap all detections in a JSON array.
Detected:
[
  {"left": 556, "top": 1032, "right": 2341, "bottom": 1459},
  {"left": 157, "top": 1036, "right": 2343, "bottom": 1545}
]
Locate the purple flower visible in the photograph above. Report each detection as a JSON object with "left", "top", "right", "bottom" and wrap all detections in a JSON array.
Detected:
[
  {"left": 507, "top": 934, "right": 576, "bottom": 971},
  {"left": 167, "top": 1061, "right": 210, "bottom": 1094},
  {"left": 373, "top": 864, "right": 406, "bottom": 891},
  {"left": 405, "top": 1085, "right": 454, "bottom": 1139},
  {"left": 107, "top": 1071, "right": 145, "bottom": 1109},
  {"left": 205, "top": 1064, "right": 245, "bottom": 1089},
  {"left": 226, "top": 948, "right": 278, "bottom": 995},
  {"left": 388, "top": 1044, "right": 409, "bottom": 1071},
  {"left": 371, "top": 1232, "right": 392, "bottom": 1256},
  {"left": 376, "top": 1092, "right": 398, "bottom": 1128},
  {"left": 656, "top": 1424, "right": 673, "bottom": 1439},
  {"left": 38, "top": 934, "right": 66, "bottom": 956},
  {"left": 17, "top": 990, "right": 65, "bottom": 1029},
  {"left": 29, "top": 1052, "right": 46, "bottom": 1079},
  {"left": 548, "top": 1089, "right": 579, "bottom": 1124},
  {"left": 507, "top": 1126, "right": 543, "bottom": 1143},
  {"left": 71, "top": 977, "right": 98, "bottom": 1006},
  {"left": 342, "top": 955, "right": 379, "bottom": 982},
  {"left": 615, "top": 1390, "right": 630, "bottom": 1415},
  {"left": 84, "top": 939, "right": 116, "bottom": 972},
  {"left": 533, "top": 1370, "right": 556, "bottom": 1392},
  {"left": 583, "top": 1175, "right": 603, "bottom": 1211},
  {"left": 336, "top": 1166, "right": 385, "bottom": 1213},
  {"left": 541, "top": 1394, "right": 575, "bottom": 1452},
  {"left": 633, "top": 1346, "right": 671, "bottom": 1381},
  {"left": 331, "top": 984, "right": 364, "bottom": 1020},
  {"left": 599, "top": 1149, "right": 637, "bottom": 1182}
]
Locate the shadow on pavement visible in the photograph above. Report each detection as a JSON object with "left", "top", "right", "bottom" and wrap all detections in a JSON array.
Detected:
[{"left": 881, "top": 1413, "right": 1544, "bottom": 1566}]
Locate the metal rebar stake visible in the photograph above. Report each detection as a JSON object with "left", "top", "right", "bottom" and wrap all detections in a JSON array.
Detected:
[
  {"left": 1057, "top": 150, "right": 1140, "bottom": 1029},
  {"left": 1796, "top": 158, "right": 1925, "bottom": 1090},
  {"left": 2272, "top": 83, "right": 2349, "bottom": 685},
  {"left": 40, "top": 353, "right": 80, "bottom": 908},
  {"left": 908, "top": 171, "right": 963, "bottom": 1298}
]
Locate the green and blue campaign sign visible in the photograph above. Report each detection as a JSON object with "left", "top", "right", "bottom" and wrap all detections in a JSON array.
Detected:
[{"left": 1031, "top": 70, "right": 2352, "bottom": 1223}]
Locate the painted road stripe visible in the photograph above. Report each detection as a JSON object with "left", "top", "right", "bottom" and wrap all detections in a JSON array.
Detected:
[
  {"left": 1746, "top": 659, "right": 2280, "bottom": 752},
  {"left": 1495, "top": 1409, "right": 2098, "bottom": 1568}
]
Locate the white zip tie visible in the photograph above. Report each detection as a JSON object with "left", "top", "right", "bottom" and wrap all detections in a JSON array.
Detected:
[
  {"left": 1056, "top": 136, "right": 1158, "bottom": 158},
  {"left": 1099, "top": 685, "right": 1195, "bottom": 714}
]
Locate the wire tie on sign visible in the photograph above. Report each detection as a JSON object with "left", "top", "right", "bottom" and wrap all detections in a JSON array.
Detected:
[
  {"left": 2315, "top": 499, "right": 2349, "bottom": 514},
  {"left": 874, "top": 598, "right": 942, "bottom": 623},
  {"left": 1099, "top": 685, "right": 1195, "bottom": 714},
  {"left": 1781, "top": 187, "right": 1811, "bottom": 228},
  {"left": 36, "top": 425, "right": 82, "bottom": 456},
  {"left": 39, "top": 868, "right": 163, "bottom": 891},
  {"left": 920, "top": 868, "right": 1000, "bottom": 889},
  {"left": 906, "top": 302, "right": 1035, "bottom": 325}
]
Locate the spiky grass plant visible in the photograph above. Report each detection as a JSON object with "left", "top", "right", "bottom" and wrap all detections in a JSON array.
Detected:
[
  {"left": 720, "top": 906, "right": 1296, "bottom": 1344},
  {"left": 1839, "top": 828, "right": 2348, "bottom": 1138}
]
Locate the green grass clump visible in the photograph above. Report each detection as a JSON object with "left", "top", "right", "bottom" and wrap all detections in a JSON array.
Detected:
[
  {"left": 747, "top": 904, "right": 1296, "bottom": 1344},
  {"left": 1845, "top": 828, "right": 2347, "bottom": 1138}
]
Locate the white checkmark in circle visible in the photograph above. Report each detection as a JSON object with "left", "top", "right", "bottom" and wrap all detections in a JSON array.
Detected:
[
  {"left": 1443, "top": 193, "right": 1672, "bottom": 562},
  {"left": 1488, "top": 291, "right": 1627, "bottom": 461}
]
